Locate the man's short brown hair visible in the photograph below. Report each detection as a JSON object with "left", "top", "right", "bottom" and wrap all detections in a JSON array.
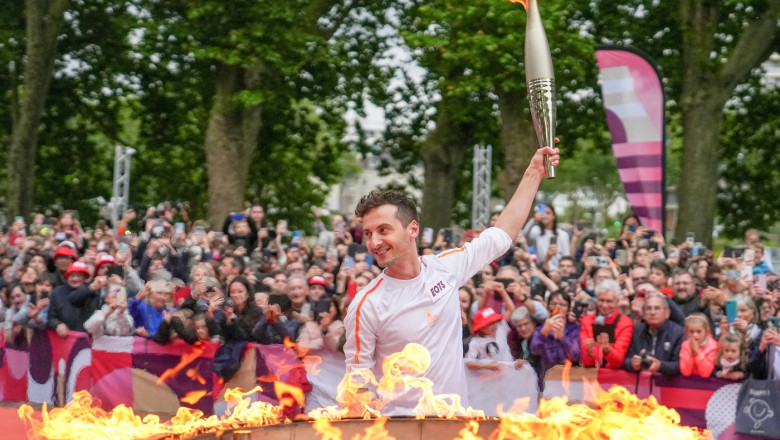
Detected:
[{"left": 354, "top": 190, "right": 419, "bottom": 227}]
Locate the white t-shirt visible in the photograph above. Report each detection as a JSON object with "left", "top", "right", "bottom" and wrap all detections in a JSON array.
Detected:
[
  {"left": 465, "top": 320, "right": 514, "bottom": 364},
  {"left": 343, "top": 227, "right": 512, "bottom": 415},
  {"left": 524, "top": 225, "right": 570, "bottom": 270}
]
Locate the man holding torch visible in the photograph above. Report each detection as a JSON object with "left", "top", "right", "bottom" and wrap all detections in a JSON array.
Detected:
[{"left": 342, "top": 146, "right": 559, "bottom": 416}]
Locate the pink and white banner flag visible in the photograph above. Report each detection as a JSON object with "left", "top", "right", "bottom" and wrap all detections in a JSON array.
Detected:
[{"left": 596, "top": 47, "right": 666, "bottom": 233}]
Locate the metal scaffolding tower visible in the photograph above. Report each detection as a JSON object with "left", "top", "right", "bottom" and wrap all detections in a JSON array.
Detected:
[
  {"left": 109, "top": 146, "right": 135, "bottom": 230},
  {"left": 471, "top": 145, "right": 492, "bottom": 230}
]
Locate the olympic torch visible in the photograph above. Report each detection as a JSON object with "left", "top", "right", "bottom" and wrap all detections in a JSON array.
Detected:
[{"left": 515, "top": 0, "right": 556, "bottom": 179}]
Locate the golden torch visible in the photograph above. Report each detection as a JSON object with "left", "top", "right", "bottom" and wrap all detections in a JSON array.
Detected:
[{"left": 514, "top": 0, "right": 556, "bottom": 179}]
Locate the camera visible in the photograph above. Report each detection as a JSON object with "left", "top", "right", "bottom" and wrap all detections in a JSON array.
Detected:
[
  {"left": 573, "top": 302, "right": 588, "bottom": 319},
  {"left": 442, "top": 228, "right": 454, "bottom": 244},
  {"left": 266, "top": 227, "right": 277, "bottom": 240},
  {"left": 640, "top": 352, "right": 652, "bottom": 370},
  {"left": 496, "top": 278, "right": 513, "bottom": 289}
]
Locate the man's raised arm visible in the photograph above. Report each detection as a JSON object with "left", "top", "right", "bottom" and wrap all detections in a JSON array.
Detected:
[{"left": 494, "top": 146, "right": 559, "bottom": 240}]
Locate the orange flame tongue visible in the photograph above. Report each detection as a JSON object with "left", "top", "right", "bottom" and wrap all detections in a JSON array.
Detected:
[{"left": 507, "top": 0, "right": 528, "bottom": 9}]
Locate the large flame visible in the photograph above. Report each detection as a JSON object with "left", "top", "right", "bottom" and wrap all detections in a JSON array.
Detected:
[
  {"left": 333, "top": 343, "right": 485, "bottom": 419},
  {"left": 19, "top": 343, "right": 711, "bottom": 440}
]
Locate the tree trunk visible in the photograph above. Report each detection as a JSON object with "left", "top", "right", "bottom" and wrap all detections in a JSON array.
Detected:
[
  {"left": 204, "top": 63, "right": 263, "bottom": 227},
  {"left": 674, "top": 97, "right": 723, "bottom": 247},
  {"left": 495, "top": 87, "right": 537, "bottom": 201},
  {"left": 673, "top": 0, "right": 780, "bottom": 246},
  {"left": 5, "top": 0, "right": 69, "bottom": 217},
  {"left": 420, "top": 101, "right": 470, "bottom": 235}
]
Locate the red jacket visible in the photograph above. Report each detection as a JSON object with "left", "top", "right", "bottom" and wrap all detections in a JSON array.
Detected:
[
  {"left": 679, "top": 336, "right": 718, "bottom": 378},
  {"left": 579, "top": 311, "right": 633, "bottom": 368}
]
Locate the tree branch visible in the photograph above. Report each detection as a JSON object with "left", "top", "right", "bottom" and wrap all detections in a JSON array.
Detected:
[
  {"left": 719, "top": 0, "right": 780, "bottom": 92},
  {"left": 305, "top": 0, "right": 343, "bottom": 40}
]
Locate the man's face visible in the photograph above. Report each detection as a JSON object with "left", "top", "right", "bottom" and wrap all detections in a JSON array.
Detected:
[
  {"left": 273, "top": 274, "right": 288, "bottom": 293},
  {"left": 287, "top": 262, "right": 305, "bottom": 275},
  {"left": 649, "top": 268, "right": 668, "bottom": 289},
  {"left": 596, "top": 290, "right": 618, "bottom": 316},
  {"left": 361, "top": 205, "right": 418, "bottom": 273},
  {"left": 593, "top": 268, "right": 612, "bottom": 285},
  {"left": 67, "top": 272, "right": 87, "bottom": 289},
  {"left": 496, "top": 268, "right": 519, "bottom": 282},
  {"left": 21, "top": 268, "right": 37, "bottom": 285},
  {"left": 287, "top": 278, "right": 308, "bottom": 306},
  {"left": 631, "top": 267, "right": 649, "bottom": 286},
  {"left": 149, "top": 259, "right": 165, "bottom": 277},
  {"left": 55, "top": 256, "right": 73, "bottom": 272},
  {"left": 643, "top": 296, "right": 669, "bottom": 329},
  {"left": 559, "top": 259, "right": 576, "bottom": 277},
  {"left": 219, "top": 257, "right": 235, "bottom": 278},
  {"left": 672, "top": 274, "right": 696, "bottom": 300}
]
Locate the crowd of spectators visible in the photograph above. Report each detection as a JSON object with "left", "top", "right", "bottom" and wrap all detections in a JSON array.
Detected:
[
  {"left": 1, "top": 203, "right": 779, "bottom": 401},
  {"left": 459, "top": 210, "right": 780, "bottom": 388}
]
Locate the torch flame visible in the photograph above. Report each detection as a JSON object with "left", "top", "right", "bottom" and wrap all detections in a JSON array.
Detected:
[{"left": 507, "top": 0, "right": 528, "bottom": 9}]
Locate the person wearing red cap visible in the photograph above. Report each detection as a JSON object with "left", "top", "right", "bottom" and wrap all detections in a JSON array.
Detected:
[
  {"left": 465, "top": 307, "right": 518, "bottom": 372},
  {"left": 52, "top": 246, "right": 78, "bottom": 284},
  {"left": 93, "top": 254, "right": 117, "bottom": 277},
  {"left": 47, "top": 261, "right": 106, "bottom": 337},
  {"left": 342, "top": 146, "right": 559, "bottom": 416}
]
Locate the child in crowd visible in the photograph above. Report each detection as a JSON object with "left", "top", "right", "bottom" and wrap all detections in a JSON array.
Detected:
[
  {"left": 465, "top": 307, "right": 518, "bottom": 371},
  {"left": 153, "top": 310, "right": 212, "bottom": 345},
  {"left": 4, "top": 283, "right": 29, "bottom": 343},
  {"left": 84, "top": 283, "right": 134, "bottom": 338},
  {"left": 679, "top": 313, "right": 718, "bottom": 377},
  {"left": 713, "top": 331, "right": 748, "bottom": 380}
]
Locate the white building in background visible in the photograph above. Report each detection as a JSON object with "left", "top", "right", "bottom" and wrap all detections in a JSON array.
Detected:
[
  {"left": 326, "top": 103, "right": 423, "bottom": 215},
  {"left": 763, "top": 53, "right": 780, "bottom": 85}
]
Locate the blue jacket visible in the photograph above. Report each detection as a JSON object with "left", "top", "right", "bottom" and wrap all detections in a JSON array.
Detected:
[
  {"left": 623, "top": 319, "right": 684, "bottom": 375},
  {"left": 129, "top": 298, "right": 172, "bottom": 337}
]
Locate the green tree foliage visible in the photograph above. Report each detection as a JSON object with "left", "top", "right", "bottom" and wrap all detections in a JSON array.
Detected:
[
  {"left": 718, "top": 79, "right": 780, "bottom": 237},
  {"left": 379, "top": 0, "right": 608, "bottom": 230},
  {"left": 571, "top": 0, "right": 780, "bottom": 245},
  {"left": 1, "top": 0, "right": 392, "bottom": 230},
  {"left": 124, "top": 0, "right": 393, "bottom": 228}
]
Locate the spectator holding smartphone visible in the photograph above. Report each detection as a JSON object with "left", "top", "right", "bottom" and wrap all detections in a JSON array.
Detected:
[
  {"left": 531, "top": 291, "right": 580, "bottom": 380},
  {"left": 522, "top": 204, "right": 570, "bottom": 271},
  {"left": 580, "top": 279, "right": 634, "bottom": 369},
  {"left": 220, "top": 276, "right": 263, "bottom": 343}
]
